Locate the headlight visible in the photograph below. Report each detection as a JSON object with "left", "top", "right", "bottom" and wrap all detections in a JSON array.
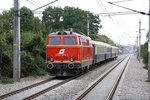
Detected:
[
  {"left": 50, "top": 57, "right": 54, "bottom": 62},
  {"left": 70, "top": 57, "right": 74, "bottom": 62}
]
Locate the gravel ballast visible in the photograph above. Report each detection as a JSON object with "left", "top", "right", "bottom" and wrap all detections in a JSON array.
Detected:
[
  {"left": 0, "top": 56, "right": 123, "bottom": 100},
  {"left": 1, "top": 55, "right": 149, "bottom": 100},
  {"left": 113, "top": 55, "right": 150, "bottom": 100},
  {"left": 0, "top": 75, "right": 51, "bottom": 96}
]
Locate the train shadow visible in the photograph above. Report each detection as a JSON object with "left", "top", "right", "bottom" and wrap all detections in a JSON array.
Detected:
[{"left": 54, "top": 76, "right": 72, "bottom": 80}]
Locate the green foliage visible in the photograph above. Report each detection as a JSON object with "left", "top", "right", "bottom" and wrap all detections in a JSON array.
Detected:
[
  {"left": 0, "top": 32, "right": 13, "bottom": 78},
  {"left": 21, "top": 50, "right": 46, "bottom": 77},
  {"left": 20, "top": 6, "right": 34, "bottom": 32},
  {"left": 42, "top": 6, "right": 101, "bottom": 35},
  {"left": 32, "top": 17, "right": 42, "bottom": 33},
  {"left": 0, "top": 10, "right": 13, "bottom": 33},
  {"left": 0, "top": 7, "right": 46, "bottom": 78},
  {"left": 0, "top": 78, "right": 13, "bottom": 84},
  {"left": 21, "top": 33, "right": 46, "bottom": 77},
  {"left": 141, "top": 42, "right": 148, "bottom": 69}
]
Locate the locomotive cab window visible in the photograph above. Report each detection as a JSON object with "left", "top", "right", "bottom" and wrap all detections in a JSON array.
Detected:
[
  {"left": 49, "top": 37, "right": 60, "bottom": 45},
  {"left": 64, "top": 37, "right": 76, "bottom": 45},
  {"left": 81, "top": 38, "right": 89, "bottom": 46}
]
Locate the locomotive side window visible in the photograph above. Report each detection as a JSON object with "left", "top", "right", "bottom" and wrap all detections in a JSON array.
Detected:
[
  {"left": 86, "top": 39, "right": 89, "bottom": 45},
  {"left": 49, "top": 37, "right": 60, "bottom": 45},
  {"left": 78, "top": 37, "right": 81, "bottom": 45},
  {"left": 64, "top": 37, "right": 76, "bottom": 45},
  {"left": 81, "top": 38, "right": 89, "bottom": 46}
]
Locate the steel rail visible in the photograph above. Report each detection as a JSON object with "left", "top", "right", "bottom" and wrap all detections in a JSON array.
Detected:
[
  {"left": 23, "top": 57, "right": 123, "bottom": 100},
  {"left": 23, "top": 58, "right": 119, "bottom": 100},
  {"left": 0, "top": 56, "right": 125, "bottom": 100},
  {"left": 23, "top": 75, "right": 82, "bottom": 100},
  {"left": 0, "top": 77, "right": 55, "bottom": 99},
  {"left": 76, "top": 55, "right": 128, "bottom": 100},
  {"left": 106, "top": 56, "right": 131, "bottom": 100}
]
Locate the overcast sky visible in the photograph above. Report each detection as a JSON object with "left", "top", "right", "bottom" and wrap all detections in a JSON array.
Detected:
[{"left": 0, "top": 0, "right": 149, "bottom": 45}]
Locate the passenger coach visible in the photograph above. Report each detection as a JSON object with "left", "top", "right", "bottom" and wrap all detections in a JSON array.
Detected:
[{"left": 92, "top": 41, "right": 119, "bottom": 65}]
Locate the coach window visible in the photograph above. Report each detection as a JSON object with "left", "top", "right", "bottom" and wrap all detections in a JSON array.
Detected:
[
  {"left": 64, "top": 37, "right": 76, "bottom": 45},
  {"left": 49, "top": 37, "right": 60, "bottom": 45},
  {"left": 107, "top": 48, "right": 111, "bottom": 52}
]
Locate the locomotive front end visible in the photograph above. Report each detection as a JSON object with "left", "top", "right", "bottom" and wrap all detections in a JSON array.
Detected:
[{"left": 46, "top": 32, "right": 81, "bottom": 76}]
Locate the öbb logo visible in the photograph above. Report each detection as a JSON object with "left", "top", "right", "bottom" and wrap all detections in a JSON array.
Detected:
[{"left": 58, "top": 49, "right": 66, "bottom": 54}]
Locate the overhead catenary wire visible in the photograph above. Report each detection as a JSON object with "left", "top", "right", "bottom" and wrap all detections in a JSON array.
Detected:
[
  {"left": 97, "top": 0, "right": 136, "bottom": 37},
  {"left": 95, "top": 0, "right": 126, "bottom": 38},
  {"left": 98, "top": 0, "right": 109, "bottom": 13},
  {"left": 96, "top": 0, "right": 106, "bottom": 13},
  {"left": 106, "top": 1, "right": 148, "bottom": 35},
  {"left": 96, "top": 0, "right": 125, "bottom": 33},
  {"left": 25, "top": 0, "right": 40, "bottom": 7},
  {"left": 110, "top": 0, "right": 133, "bottom": 4},
  {"left": 99, "top": 11, "right": 138, "bottom": 16},
  {"left": 32, "top": 0, "right": 58, "bottom": 12},
  {"left": 30, "top": 0, "right": 42, "bottom": 6},
  {"left": 107, "top": 2, "right": 149, "bottom": 15}
]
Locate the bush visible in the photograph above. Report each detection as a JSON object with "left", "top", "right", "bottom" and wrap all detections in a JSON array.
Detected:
[
  {"left": 21, "top": 33, "right": 47, "bottom": 77},
  {"left": 141, "top": 42, "right": 148, "bottom": 69},
  {"left": 0, "top": 78, "right": 13, "bottom": 84},
  {"left": 0, "top": 33, "right": 13, "bottom": 77}
]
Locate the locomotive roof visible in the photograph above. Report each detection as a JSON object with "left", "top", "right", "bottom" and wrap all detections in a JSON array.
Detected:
[{"left": 48, "top": 31, "right": 87, "bottom": 37}]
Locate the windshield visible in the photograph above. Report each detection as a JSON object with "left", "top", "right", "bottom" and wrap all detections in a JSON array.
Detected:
[
  {"left": 64, "top": 37, "right": 76, "bottom": 45},
  {"left": 49, "top": 37, "right": 60, "bottom": 45}
]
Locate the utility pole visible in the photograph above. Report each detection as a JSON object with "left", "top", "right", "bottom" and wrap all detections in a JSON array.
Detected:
[
  {"left": 87, "top": 14, "right": 89, "bottom": 36},
  {"left": 136, "top": 35, "right": 139, "bottom": 59},
  {"left": 138, "top": 20, "right": 141, "bottom": 62},
  {"left": 13, "top": 0, "right": 20, "bottom": 82},
  {"left": 108, "top": 1, "right": 149, "bottom": 80},
  {"left": 148, "top": 0, "right": 150, "bottom": 80}
]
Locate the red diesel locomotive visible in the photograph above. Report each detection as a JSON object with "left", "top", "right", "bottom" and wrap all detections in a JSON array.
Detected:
[{"left": 46, "top": 31, "right": 93, "bottom": 76}]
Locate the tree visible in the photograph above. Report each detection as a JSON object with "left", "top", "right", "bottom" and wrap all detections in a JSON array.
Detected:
[
  {"left": 31, "top": 17, "right": 42, "bottom": 33},
  {"left": 0, "top": 32, "right": 13, "bottom": 77},
  {"left": 42, "top": 6, "right": 102, "bottom": 36},
  {"left": 0, "top": 10, "right": 13, "bottom": 34},
  {"left": 0, "top": 10, "right": 13, "bottom": 78},
  {"left": 20, "top": 6, "right": 34, "bottom": 32},
  {"left": 21, "top": 33, "right": 46, "bottom": 76},
  {"left": 42, "top": 6, "right": 63, "bottom": 34}
]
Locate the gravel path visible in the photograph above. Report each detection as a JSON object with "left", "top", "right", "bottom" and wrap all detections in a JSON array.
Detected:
[{"left": 113, "top": 55, "right": 150, "bottom": 100}]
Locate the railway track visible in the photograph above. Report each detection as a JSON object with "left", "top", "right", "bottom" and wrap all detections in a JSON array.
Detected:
[
  {"left": 0, "top": 55, "right": 127, "bottom": 100},
  {"left": 23, "top": 75, "right": 80, "bottom": 100},
  {"left": 76, "top": 55, "right": 131, "bottom": 100},
  {"left": 0, "top": 75, "right": 81, "bottom": 100},
  {"left": 23, "top": 56, "right": 127, "bottom": 100},
  {"left": 0, "top": 77, "right": 56, "bottom": 100}
]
